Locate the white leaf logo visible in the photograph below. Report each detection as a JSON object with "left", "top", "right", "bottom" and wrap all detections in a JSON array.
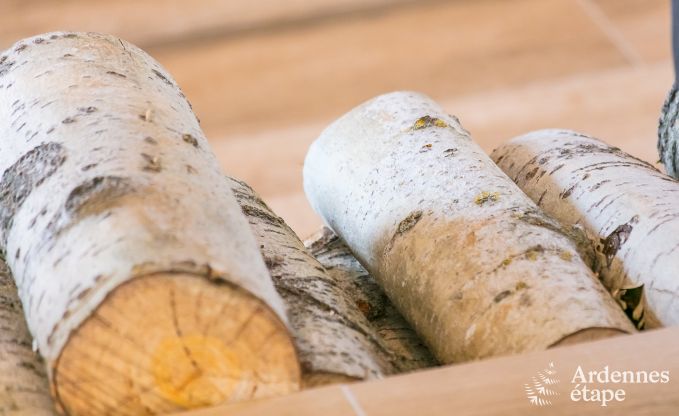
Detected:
[{"left": 524, "top": 362, "right": 559, "bottom": 406}]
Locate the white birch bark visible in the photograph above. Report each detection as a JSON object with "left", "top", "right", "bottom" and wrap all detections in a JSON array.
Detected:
[
  {"left": 0, "top": 32, "right": 298, "bottom": 415},
  {"left": 492, "top": 129, "right": 679, "bottom": 329},
  {"left": 303, "top": 92, "right": 635, "bottom": 363}
]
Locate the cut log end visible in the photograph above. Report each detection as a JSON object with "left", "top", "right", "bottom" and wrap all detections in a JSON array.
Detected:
[{"left": 52, "top": 273, "right": 300, "bottom": 416}]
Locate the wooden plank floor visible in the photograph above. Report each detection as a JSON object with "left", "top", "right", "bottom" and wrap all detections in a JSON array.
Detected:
[{"left": 0, "top": 0, "right": 672, "bottom": 236}]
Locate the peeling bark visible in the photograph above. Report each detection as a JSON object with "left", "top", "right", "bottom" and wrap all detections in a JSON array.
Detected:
[
  {"left": 0, "top": 258, "right": 54, "bottom": 415},
  {"left": 303, "top": 92, "right": 634, "bottom": 364},
  {"left": 0, "top": 32, "right": 299, "bottom": 415},
  {"left": 229, "top": 178, "right": 435, "bottom": 387},
  {"left": 304, "top": 227, "right": 436, "bottom": 373},
  {"left": 493, "top": 129, "right": 679, "bottom": 329}
]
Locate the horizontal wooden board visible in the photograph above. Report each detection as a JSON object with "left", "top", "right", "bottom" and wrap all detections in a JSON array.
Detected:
[
  {"left": 178, "top": 327, "right": 679, "bottom": 415},
  {"left": 0, "top": 0, "right": 410, "bottom": 49},
  {"left": 149, "top": 0, "right": 629, "bottom": 140}
]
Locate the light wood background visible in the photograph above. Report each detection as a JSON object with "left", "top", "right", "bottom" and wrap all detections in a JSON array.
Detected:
[{"left": 0, "top": 0, "right": 672, "bottom": 237}]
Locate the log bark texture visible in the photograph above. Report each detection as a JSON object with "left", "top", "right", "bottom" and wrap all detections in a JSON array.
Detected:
[
  {"left": 659, "top": 85, "right": 679, "bottom": 177},
  {"left": 303, "top": 91, "right": 635, "bottom": 364},
  {"left": 493, "top": 129, "right": 679, "bottom": 329},
  {"left": 304, "top": 227, "right": 436, "bottom": 373},
  {"left": 0, "top": 32, "right": 299, "bottom": 415},
  {"left": 229, "top": 177, "right": 434, "bottom": 387},
  {"left": 0, "top": 258, "right": 54, "bottom": 415}
]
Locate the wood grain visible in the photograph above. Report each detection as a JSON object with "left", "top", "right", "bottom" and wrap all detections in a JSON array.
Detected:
[{"left": 54, "top": 274, "right": 300, "bottom": 415}]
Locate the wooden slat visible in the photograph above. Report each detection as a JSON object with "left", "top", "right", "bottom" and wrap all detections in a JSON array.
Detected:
[
  {"left": 447, "top": 61, "right": 672, "bottom": 164},
  {"left": 150, "top": 0, "right": 628, "bottom": 140},
  {"left": 176, "top": 384, "right": 356, "bottom": 416},
  {"left": 0, "top": 0, "right": 409, "bottom": 49},
  {"left": 592, "top": 0, "right": 670, "bottom": 63},
  {"left": 179, "top": 327, "right": 679, "bottom": 415}
]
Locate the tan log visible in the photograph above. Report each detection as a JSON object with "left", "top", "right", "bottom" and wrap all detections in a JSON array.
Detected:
[
  {"left": 303, "top": 92, "right": 635, "bottom": 364},
  {"left": 304, "top": 227, "right": 436, "bottom": 373},
  {"left": 0, "top": 258, "right": 54, "bottom": 415},
  {"left": 0, "top": 32, "right": 299, "bottom": 415},
  {"left": 492, "top": 129, "right": 679, "bottom": 329}
]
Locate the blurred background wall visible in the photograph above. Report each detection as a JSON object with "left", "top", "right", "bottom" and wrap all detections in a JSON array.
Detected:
[{"left": 0, "top": 0, "right": 671, "bottom": 237}]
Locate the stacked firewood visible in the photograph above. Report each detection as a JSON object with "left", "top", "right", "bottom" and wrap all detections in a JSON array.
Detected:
[{"left": 1, "top": 32, "right": 678, "bottom": 416}]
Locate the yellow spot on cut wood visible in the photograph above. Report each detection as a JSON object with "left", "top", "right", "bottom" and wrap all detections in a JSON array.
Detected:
[
  {"left": 412, "top": 115, "right": 448, "bottom": 130},
  {"left": 152, "top": 335, "right": 240, "bottom": 408},
  {"left": 501, "top": 258, "right": 512, "bottom": 267},
  {"left": 526, "top": 251, "right": 539, "bottom": 261},
  {"left": 559, "top": 250, "right": 573, "bottom": 262},
  {"left": 474, "top": 191, "right": 500, "bottom": 205},
  {"left": 515, "top": 281, "right": 528, "bottom": 290},
  {"left": 53, "top": 274, "right": 300, "bottom": 415}
]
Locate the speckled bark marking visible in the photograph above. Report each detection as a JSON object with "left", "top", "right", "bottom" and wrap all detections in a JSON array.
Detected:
[
  {"left": 46, "top": 176, "right": 133, "bottom": 239},
  {"left": 182, "top": 134, "right": 199, "bottom": 148},
  {"left": 492, "top": 129, "right": 679, "bottom": 329},
  {"left": 396, "top": 211, "right": 422, "bottom": 235},
  {"left": 0, "top": 143, "right": 66, "bottom": 249},
  {"left": 601, "top": 216, "right": 638, "bottom": 268}
]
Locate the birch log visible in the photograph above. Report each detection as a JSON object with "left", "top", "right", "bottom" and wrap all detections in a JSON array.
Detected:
[
  {"left": 228, "top": 177, "right": 434, "bottom": 387},
  {"left": 304, "top": 227, "right": 436, "bottom": 373},
  {"left": 0, "top": 32, "right": 299, "bottom": 415},
  {"left": 228, "top": 177, "right": 392, "bottom": 386},
  {"left": 492, "top": 129, "right": 679, "bottom": 329},
  {"left": 0, "top": 258, "right": 54, "bottom": 415},
  {"left": 303, "top": 92, "right": 635, "bottom": 363}
]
